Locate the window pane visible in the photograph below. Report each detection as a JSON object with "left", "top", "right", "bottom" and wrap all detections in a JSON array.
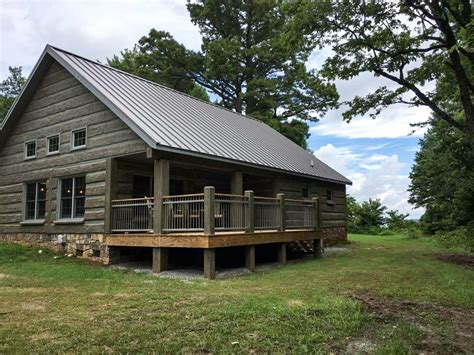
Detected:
[
  {"left": 326, "top": 190, "right": 332, "bottom": 201},
  {"left": 26, "top": 142, "right": 36, "bottom": 157},
  {"left": 61, "top": 178, "right": 73, "bottom": 198},
  {"left": 73, "top": 130, "right": 86, "bottom": 147},
  {"left": 48, "top": 136, "right": 59, "bottom": 153},
  {"left": 37, "top": 200, "right": 46, "bottom": 219},
  {"left": 74, "top": 197, "right": 85, "bottom": 218},
  {"left": 61, "top": 198, "right": 72, "bottom": 219},
  {"left": 37, "top": 182, "right": 47, "bottom": 201},
  {"left": 26, "top": 183, "right": 36, "bottom": 202},
  {"left": 74, "top": 177, "right": 86, "bottom": 197},
  {"left": 26, "top": 201, "right": 36, "bottom": 219}
]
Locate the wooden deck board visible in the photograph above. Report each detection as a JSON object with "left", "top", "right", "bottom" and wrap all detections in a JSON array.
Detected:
[{"left": 106, "top": 229, "right": 321, "bottom": 248}]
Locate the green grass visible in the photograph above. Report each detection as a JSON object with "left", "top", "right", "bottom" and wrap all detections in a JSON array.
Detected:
[{"left": 0, "top": 234, "right": 472, "bottom": 353}]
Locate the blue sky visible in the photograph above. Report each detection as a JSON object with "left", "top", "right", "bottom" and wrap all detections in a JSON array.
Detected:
[{"left": 0, "top": 0, "right": 427, "bottom": 218}]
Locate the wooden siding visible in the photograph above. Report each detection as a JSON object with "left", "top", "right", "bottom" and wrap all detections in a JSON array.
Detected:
[{"left": 0, "top": 60, "right": 147, "bottom": 234}]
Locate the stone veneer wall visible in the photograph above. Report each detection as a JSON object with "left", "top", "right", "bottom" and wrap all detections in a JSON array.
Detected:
[{"left": 0, "top": 233, "right": 110, "bottom": 264}]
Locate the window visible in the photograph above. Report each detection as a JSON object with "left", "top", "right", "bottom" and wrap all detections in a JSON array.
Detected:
[
  {"left": 326, "top": 190, "right": 333, "bottom": 203},
  {"left": 24, "top": 141, "right": 36, "bottom": 159},
  {"left": 60, "top": 176, "right": 86, "bottom": 219},
  {"left": 24, "top": 182, "right": 47, "bottom": 220},
  {"left": 302, "top": 187, "right": 309, "bottom": 198},
  {"left": 47, "top": 135, "right": 60, "bottom": 155},
  {"left": 71, "top": 128, "right": 87, "bottom": 150}
]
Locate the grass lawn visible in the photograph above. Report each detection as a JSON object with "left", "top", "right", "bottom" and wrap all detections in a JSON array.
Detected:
[{"left": 0, "top": 234, "right": 472, "bottom": 353}]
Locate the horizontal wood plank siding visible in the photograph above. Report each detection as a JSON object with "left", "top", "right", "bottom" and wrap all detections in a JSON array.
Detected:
[{"left": 0, "top": 60, "right": 147, "bottom": 234}]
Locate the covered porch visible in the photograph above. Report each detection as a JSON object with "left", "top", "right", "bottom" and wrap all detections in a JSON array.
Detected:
[{"left": 104, "top": 154, "right": 324, "bottom": 279}]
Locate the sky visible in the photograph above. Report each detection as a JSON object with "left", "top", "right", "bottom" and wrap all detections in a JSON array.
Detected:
[{"left": 0, "top": 0, "right": 427, "bottom": 218}]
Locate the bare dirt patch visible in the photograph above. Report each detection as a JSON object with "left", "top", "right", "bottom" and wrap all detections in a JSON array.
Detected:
[
  {"left": 352, "top": 293, "right": 474, "bottom": 353},
  {"left": 433, "top": 253, "right": 474, "bottom": 269},
  {"left": 21, "top": 302, "right": 46, "bottom": 312}
]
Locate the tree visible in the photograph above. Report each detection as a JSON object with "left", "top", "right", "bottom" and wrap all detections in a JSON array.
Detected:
[
  {"left": 0, "top": 66, "right": 26, "bottom": 123},
  {"left": 356, "top": 198, "right": 387, "bottom": 231},
  {"left": 108, "top": 30, "right": 209, "bottom": 101},
  {"left": 186, "top": 0, "right": 338, "bottom": 148},
  {"left": 110, "top": 1, "right": 339, "bottom": 148},
  {"left": 409, "top": 117, "right": 474, "bottom": 234},
  {"left": 290, "top": 0, "right": 474, "bottom": 149},
  {"left": 386, "top": 210, "right": 410, "bottom": 231}
]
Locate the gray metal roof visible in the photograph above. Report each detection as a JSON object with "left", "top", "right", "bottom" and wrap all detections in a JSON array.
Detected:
[{"left": 2, "top": 45, "right": 351, "bottom": 185}]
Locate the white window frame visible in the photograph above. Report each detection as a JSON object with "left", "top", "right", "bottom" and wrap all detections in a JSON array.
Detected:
[
  {"left": 71, "top": 127, "right": 87, "bottom": 151},
  {"left": 22, "top": 181, "right": 47, "bottom": 222},
  {"left": 58, "top": 176, "right": 86, "bottom": 221},
  {"left": 46, "top": 134, "right": 60, "bottom": 156},
  {"left": 24, "top": 140, "right": 37, "bottom": 160}
]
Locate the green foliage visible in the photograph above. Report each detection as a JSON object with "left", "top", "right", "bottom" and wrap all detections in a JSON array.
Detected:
[
  {"left": 348, "top": 197, "right": 387, "bottom": 234},
  {"left": 290, "top": 0, "right": 474, "bottom": 146},
  {"left": 386, "top": 210, "right": 410, "bottom": 231},
  {"left": 409, "top": 119, "right": 474, "bottom": 234},
  {"left": 108, "top": 30, "right": 209, "bottom": 101},
  {"left": 109, "top": 1, "right": 339, "bottom": 147},
  {"left": 0, "top": 66, "right": 26, "bottom": 122},
  {"left": 432, "top": 226, "right": 474, "bottom": 252}
]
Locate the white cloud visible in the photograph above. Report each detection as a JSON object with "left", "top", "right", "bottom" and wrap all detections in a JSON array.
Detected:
[
  {"left": 0, "top": 0, "right": 202, "bottom": 77},
  {"left": 314, "top": 144, "right": 424, "bottom": 218},
  {"left": 311, "top": 104, "right": 430, "bottom": 139}
]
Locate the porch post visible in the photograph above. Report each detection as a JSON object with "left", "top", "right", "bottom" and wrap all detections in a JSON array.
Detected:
[
  {"left": 153, "top": 159, "right": 169, "bottom": 234},
  {"left": 152, "top": 247, "right": 169, "bottom": 273},
  {"left": 312, "top": 197, "right": 319, "bottom": 231},
  {"left": 245, "top": 190, "right": 254, "bottom": 233},
  {"left": 230, "top": 171, "right": 243, "bottom": 195},
  {"left": 204, "top": 186, "right": 215, "bottom": 235},
  {"left": 314, "top": 238, "right": 323, "bottom": 258},
  {"left": 104, "top": 157, "right": 118, "bottom": 233},
  {"left": 277, "top": 242, "right": 287, "bottom": 264},
  {"left": 277, "top": 193, "right": 285, "bottom": 231},
  {"left": 245, "top": 245, "right": 256, "bottom": 272},
  {"left": 204, "top": 249, "right": 216, "bottom": 279}
]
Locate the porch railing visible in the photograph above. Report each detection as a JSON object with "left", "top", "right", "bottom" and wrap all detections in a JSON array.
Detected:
[
  {"left": 111, "top": 187, "right": 321, "bottom": 234},
  {"left": 111, "top": 197, "right": 154, "bottom": 233}
]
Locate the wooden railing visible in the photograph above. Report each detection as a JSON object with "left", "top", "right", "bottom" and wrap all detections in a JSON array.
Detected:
[{"left": 111, "top": 186, "right": 321, "bottom": 234}]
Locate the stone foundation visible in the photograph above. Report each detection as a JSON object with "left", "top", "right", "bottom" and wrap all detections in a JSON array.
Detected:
[
  {"left": 0, "top": 233, "right": 110, "bottom": 264},
  {"left": 321, "top": 227, "right": 348, "bottom": 246}
]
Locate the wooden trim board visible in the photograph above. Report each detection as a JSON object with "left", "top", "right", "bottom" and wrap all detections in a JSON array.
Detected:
[{"left": 106, "top": 230, "right": 321, "bottom": 248}]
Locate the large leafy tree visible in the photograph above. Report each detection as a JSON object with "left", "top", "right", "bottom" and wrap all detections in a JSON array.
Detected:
[
  {"left": 109, "top": 1, "right": 339, "bottom": 148},
  {"left": 409, "top": 117, "right": 474, "bottom": 234},
  {"left": 0, "top": 66, "right": 26, "bottom": 123},
  {"left": 108, "top": 30, "right": 209, "bottom": 102},
  {"left": 290, "top": 0, "right": 474, "bottom": 148}
]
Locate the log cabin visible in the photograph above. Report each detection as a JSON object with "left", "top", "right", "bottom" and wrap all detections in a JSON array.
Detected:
[{"left": 0, "top": 45, "right": 351, "bottom": 279}]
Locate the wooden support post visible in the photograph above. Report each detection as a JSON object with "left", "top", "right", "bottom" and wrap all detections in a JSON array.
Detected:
[
  {"left": 230, "top": 171, "right": 243, "bottom": 195},
  {"left": 104, "top": 157, "right": 118, "bottom": 233},
  {"left": 245, "top": 190, "right": 254, "bottom": 233},
  {"left": 277, "top": 242, "right": 287, "bottom": 264},
  {"left": 153, "top": 159, "right": 170, "bottom": 234},
  {"left": 317, "top": 196, "right": 323, "bottom": 231},
  {"left": 312, "top": 197, "right": 319, "bottom": 231},
  {"left": 152, "top": 247, "right": 168, "bottom": 273},
  {"left": 245, "top": 245, "right": 256, "bottom": 272},
  {"left": 204, "top": 186, "right": 215, "bottom": 235},
  {"left": 204, "top": 248, "right": 216, "bottom": 279},
  {"left": 314, "top": 239, "right": 323, "bottom": 258},
  {"left": 277, "top": 193, "right": 285, "bottom": 232}
]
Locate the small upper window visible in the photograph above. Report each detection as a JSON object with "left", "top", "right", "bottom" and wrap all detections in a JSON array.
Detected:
[
  {"left": 25, "top": 141, "right": 36, "bottom": 159},
  {"left": 71, "top": 128, "right": 87, "bottom": 150},
  {"left": 47, "top": 135, "right": 60, "bottom": 155},
  {"left": 326, "top": 190, "right": 333, "bottom": 203}
]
